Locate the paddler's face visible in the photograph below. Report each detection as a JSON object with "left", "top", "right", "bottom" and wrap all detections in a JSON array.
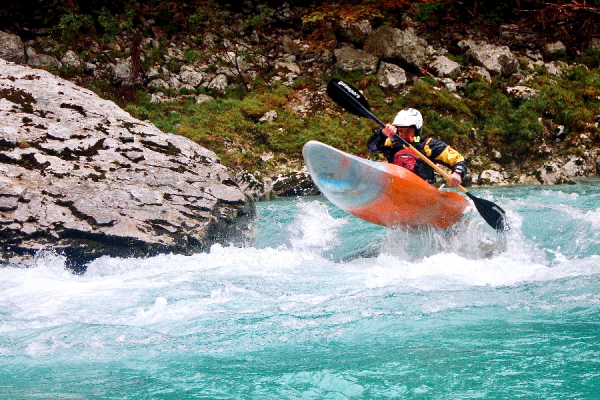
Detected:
[{"left": 395, "top": 126, "right": 415, "bottom": 141}]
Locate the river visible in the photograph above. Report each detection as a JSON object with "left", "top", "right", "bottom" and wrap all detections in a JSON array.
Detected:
[{"left": 1, "top": 180, "right": 600, "bottom": 398}]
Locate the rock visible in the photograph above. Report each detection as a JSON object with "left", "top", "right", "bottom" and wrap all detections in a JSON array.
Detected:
[
  {"left": 179, "top": 66, "right": 203, "bottom": 87},
  {"left": 459, "top": 40, "right": 519, "bottom": 76},
  {"left": 195, "top": 94, "right": 215, "bottom": 104},
  {"left": 208, "top": 74, "right": 228, "bottom": 92},
  {"left": 112, "top": 58, "right": 132, "bottom": 83},
  {"left": 517, "top": 174, "right": 542, "bottom": 185},
  {"left": 525, "top": 49, "right": 543, "bottom": 61},
  {"left": 508, "top": 72, "right": 525, "bottom": 86},
  {"left": 478, "top": 170, "right": 505, "bottom": 185},
  {"left": 440, "top": 78, "right": 457, "bottom": 92},
  {"left": 505, "top": 85, "right": 540, "bottom": 102},
  {"left": 60, "top": 50, "right": 83, "bottom": 68},
  {"left": 275, "top": 61, "right": 301, "bottom": 75},
  {"left": 333, "top": 47, "right": 379, "bottom": 74},
  {"left": 235, "top": 171, "right": 274, "bottom": 201},
  {"left": 546, "top": 61, "right": 566, "bottom": 76},
  {"left": 27, "top": 53, "right": 62, "bottom": 69},
  {"left": 470, "top": 66, "right": 492, "bottom": 83},
  {"left": 259, "top": 110, "right": 278, "bottom": 122},
  {"left": 429, "top": 56, "right": 461, "bottom": 79},
  {"left": 364, "top": 26, "right": 428, "bottom": 70},
  {"left": 377, "top": 62, "right": 406, "bottom": 89},
  {"left": 147, "top": 66, "right": 161, "bottom": 79},
  {"left": 0, "top": 31, "right": 26, "bottom": 64},
  {"left": 0, "top": 59, "right": 255, "bottom": 270},
  {"left": 168, "top": 75, "right": 182, "bottom": 89},
  {"left": 272, "top": 169, "right": 319, "bottom": 197},
  {"left": 535, "top": 157, "right": 585, "bottom": 184},
  {"left": 544, "top": 41, "right": 566, "bottom": 57},
  {"left": 148, "top": 78, "right": 168, "bottom": 90}
]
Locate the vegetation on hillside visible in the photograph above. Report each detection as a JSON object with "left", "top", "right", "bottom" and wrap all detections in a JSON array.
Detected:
[{"left": 2, "top": 1, "right": 600, "bottom": 178}]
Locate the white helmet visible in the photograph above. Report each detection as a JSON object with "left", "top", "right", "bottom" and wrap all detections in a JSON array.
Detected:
[{"left": 392, "top": 108, "right": 423, "bottom": 134}]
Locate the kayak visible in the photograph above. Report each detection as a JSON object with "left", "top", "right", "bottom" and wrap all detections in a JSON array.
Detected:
[{"left": 302, "top": 141, "right": 469, "bottom": 229}]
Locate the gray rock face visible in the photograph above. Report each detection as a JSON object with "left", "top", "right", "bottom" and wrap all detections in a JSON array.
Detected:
[
  {"left": 535, "top": 158, "right": 586, "bottom": 184},
  {"left": 459, "top": 40, "right": 519, "bottom": 76},
  {"left": 333, "top": 47, "right": 379, "bottom": 74},
  {"left": 208, "top": 74, "right": 228, "bottom": 92},
  {"left": 112, "top": 58, "right": 133, "bottom": 83},
  {"left": 364, "top": 27, "right": 427, "bottom": 70},
  {"left": 0, "top": 59, "right": 255, "bottom": 270},
  {"left": 429, "top": 56, "right": 461, "bottom": 79},
  {"left": 60, "top": 50, "right": 83, "bottom": 68},
  {"left": 0, "top": 31, "right": 26, "bottom": 64},
  {"left": 477, "top": 170, "right": 505, "bottom": 185},
  {"left": 377, "top": 62, "right": 406, "bottom": 89}
]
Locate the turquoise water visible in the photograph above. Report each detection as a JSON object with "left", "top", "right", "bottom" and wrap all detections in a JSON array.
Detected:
[{"left": 2, "top": 181, "right": 600, "bottom": 399}]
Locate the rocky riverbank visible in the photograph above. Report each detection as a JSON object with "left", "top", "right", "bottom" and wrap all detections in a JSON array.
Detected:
[{"left": 2, "top": 3, "right": 600, "bottom": 199}]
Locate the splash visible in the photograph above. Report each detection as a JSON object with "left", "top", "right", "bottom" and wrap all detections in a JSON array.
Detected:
[{"left": 287, "top": 201, "right": 347, "bottom": 254}]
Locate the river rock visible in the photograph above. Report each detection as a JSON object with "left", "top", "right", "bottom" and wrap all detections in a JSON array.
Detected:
[
  {"left": 478, "top": 170, "right": 505, "bottom": 185},
  {"left": 0, "top": 59, "right": 255, "bottom": 270},
  {"left": 272, "top": 169, "right": 318, "bottom": 197},
  {"left": 535, "top": 157, "right": 586, "bottom": 184},
  {"left": 235, "top": 171, "right": 274, "bottom": 201}
]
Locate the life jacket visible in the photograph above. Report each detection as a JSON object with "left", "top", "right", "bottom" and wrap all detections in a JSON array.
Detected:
[{"left": 393, "top": 148, "right": 418, "bottom": 172}]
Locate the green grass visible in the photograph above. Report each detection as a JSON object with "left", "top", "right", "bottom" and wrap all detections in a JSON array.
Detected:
[{"left": 124, "top": 64, "right": 600, "bottom": 174}]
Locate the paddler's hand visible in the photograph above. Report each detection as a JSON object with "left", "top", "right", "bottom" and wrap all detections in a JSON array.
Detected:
[
  {"left": 382, "top": 124, "right": 397, "bottom": 138},
  {"left": 447, "top": 172, "right": 462, "bottom": 188}
]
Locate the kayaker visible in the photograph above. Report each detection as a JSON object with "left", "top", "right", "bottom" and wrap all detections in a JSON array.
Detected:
[{"left": 367, "top": 108, "right": 467, "bottom": 187}]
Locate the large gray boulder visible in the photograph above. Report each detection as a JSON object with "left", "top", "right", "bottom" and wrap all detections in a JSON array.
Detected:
[
  {"left": 364, "top": 26, "right": 427, "bottom": 70},
  {"left": 0, "top": 59, "right": 255, "bottom": 270},
  {"left": 459, "top": 40, "right": 519, "bottom": 76},
  {"left": 535, "top": 158, "right": 586, "bottom": 184},
  {"left": 377, "top": 61, "right": 406, "bottom": 89},
  {"left": 0, "top": 31, "right": 26, "bottom": 64},
  {"left": 429, "top": 55, "right": 461, "bottom": 79}
]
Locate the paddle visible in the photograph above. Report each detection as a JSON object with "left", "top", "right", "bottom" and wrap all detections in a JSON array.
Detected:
[{"left": 326, "top": 78, "right": 508, "bottom": 232}]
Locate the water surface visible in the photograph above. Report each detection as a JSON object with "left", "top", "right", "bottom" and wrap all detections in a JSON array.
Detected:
[{"left": 1, "top": 181, "right": 600, "bottom": 398}]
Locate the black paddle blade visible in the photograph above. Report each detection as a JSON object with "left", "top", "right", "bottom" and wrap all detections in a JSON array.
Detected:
[
  {"left": 466, "top": 192, "right": 509, "bottom": 232},
  {"left": 327, "top": 78, "right": 373, "bottom": 119}
]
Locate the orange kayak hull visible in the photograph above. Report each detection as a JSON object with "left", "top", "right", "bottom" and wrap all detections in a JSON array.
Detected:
[{"left": 302, "top": 141, "right": 468, "bottom": 229}]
